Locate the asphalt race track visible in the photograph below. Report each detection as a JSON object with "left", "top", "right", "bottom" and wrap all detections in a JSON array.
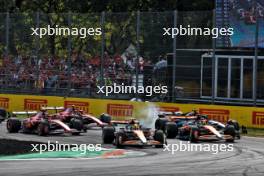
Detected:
[{"left": 0, "top": 122, "right": 264, "bottom": 176}]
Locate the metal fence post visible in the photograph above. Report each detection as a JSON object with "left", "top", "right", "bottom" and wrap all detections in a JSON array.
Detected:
[
  {"left": 5, "top": 12, "right": 9, "bottom": 57},
  {"left": 135, "top": 11, "right": 140, "bottom": 100},
  {"left": 253, "top": 12, "right": 259, "bottom": 106},
  {"left": 36, "top": 11, "right": 40, "bottom": 92},
  {"left": 212, "top": 9, "right": 216, "bottom": 104},
  {"left": 172, "top": 10, "right": 177, "bottom": 102},
  {"left": 100, "top": 11, "right": 105, "bottom": 98},
  {"left": 67, "top": 12, "right": 72, "bottom": 96}
]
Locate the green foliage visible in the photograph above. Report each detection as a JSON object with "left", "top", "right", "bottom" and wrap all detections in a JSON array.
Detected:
[
  {"left": 0, "top": 0, "right": 214, "bottom": 13},
  {"left": 0, "top": 0, "right": 214, "bottom": 57}
]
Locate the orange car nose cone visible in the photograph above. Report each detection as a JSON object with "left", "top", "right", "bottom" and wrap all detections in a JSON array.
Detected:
[{"left": 133, "top": 130, "right": 147, "bottom": 143}]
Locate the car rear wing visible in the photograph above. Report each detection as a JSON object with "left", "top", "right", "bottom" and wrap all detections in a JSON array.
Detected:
[
  {"left": 169, "top": 116, "right": 198, "bottom": 120},
  {"left": 111, "top": 120, "right": 130, "bottom": 125},
  {"left": 12, "top": 111, "right": 38, "bottom": 116},
  {"left": 158, "top": 111, "right": 183, "bottom": 117},
  {"left": 110, "top": 119, "right": 141, "bottom": 126},
  {"left": 41, "top": 106, "right": 65, "bottom": 113},
  {"left": 41, "top": 106, "right": 64, "bottom": 110}
]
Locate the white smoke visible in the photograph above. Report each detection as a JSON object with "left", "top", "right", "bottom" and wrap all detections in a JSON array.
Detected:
[{"left": 138, "top": 103, "right": 159, "bottom": 129}]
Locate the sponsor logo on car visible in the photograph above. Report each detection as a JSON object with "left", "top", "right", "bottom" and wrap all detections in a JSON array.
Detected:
[
  {"left": 159, "top": 106, "right": 180, "bottom": 112},
  {"left": 199, "top": 109, "right": 229, "bottom": 123},
  {"left": 64, "top": 101, "right": 89, "bottom": 113},
  {"left": 252, "top": 111, "right": 264, "bottom": 125},
  {"left": 107, "top": 104, "right": 133, "bottom": 117},
  {"left": 24, "top": 99, "right": 48, "bottom": 110},
  {"left": 0, "top": 97, "right": 9, "bottom": 109}
]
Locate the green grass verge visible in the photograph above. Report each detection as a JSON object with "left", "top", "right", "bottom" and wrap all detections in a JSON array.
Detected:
[
  {"left": 242, "top": 128, "right": 264, "bottom": 137},
  {"left": 0, "top": 150, "right": 106, "bottom": 160}
]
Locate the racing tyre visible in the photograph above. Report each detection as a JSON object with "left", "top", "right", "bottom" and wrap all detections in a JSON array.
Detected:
[
  {"left": 190, "top": 127, "right": 199, "bottom": 143},
  {"left": 37, "top": 121, "right": 50, "bottom": 136},
  {"left": 0, "top": 108, "right": 6, "bottom": 118},
  {"left": 232, "top": 121, "right": 241, "bottom": 139},
  {"left": 227, "top": 120, "right": 240, "bottom": 131},
  {"left": 154, "top": 130, "right": 166, "bottom": 148},
  {"left": 70, "top": 118, "right": 84, "bottom": 131},
  {"left": 83, "top": 126, "right": 88, "bottom": 133},
  {"left": 0, "top": 115, "right": 4, "bottom": 123},
  {"left": 0, "top": 108, "right": 6, "bottom": 123},
  {"left": 155, "top": 118, "right": 168, "bottom": 131},
  {"left": 102, "top": 126, "right": 115, "bottom": 144},
  {"left": 165, "top": 122, "right": 178, "bottom": 138},
  {"left": 21, "top": 120, "right": 31, "bottom": 133},
  {"left": 224, "top": 125, "right": 236, "bottom": 142},
  {"left": 233, "top": 121, "right": 240, "bottom": 131},
  {"left": 155, "top": 118, "right": 161, "bottom": 130},
  {"left": 115, "top": 132, "right": 125, "bottom": 148},
  {"left": 100, "top": 114, "right": 112, "bottom": 124},
  {"left": 237, "top": 134, "right": 241, "bottom": 140},
  {"left": 6, "top": 118, "right": 21, "bottom": 133}
]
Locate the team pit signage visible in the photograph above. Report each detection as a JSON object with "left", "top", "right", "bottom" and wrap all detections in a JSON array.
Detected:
[
  {"left": 199, "top": 109, "right": 230, "bottom": 123},
  {"left": 64, "top": 101, "right": 89, "bottom": 113},
  {"left": 24, "top": 99, "right": 48, "bottom": 110},
  {"left": 252, "top": 111, "right": 264, "bottom": 126},
  {"left": 0, "top": 97, "right": 9, "bottom": 109},
  {"left": 107, "top": 104, "right": 133, "bottom": 117}
]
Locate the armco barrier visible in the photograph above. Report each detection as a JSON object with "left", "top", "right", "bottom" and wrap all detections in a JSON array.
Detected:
[{"left": 0, "top": 94, "right": 263, "bottom": 128}]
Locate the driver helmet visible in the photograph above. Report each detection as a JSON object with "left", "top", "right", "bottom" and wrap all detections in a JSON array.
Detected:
[
  {"left": 200, "top": 119, "right": 208, "bottom": 125},
  {"left": 128, "top": 118, "right": 136, "bottom": 125},
  {"left": 128, "top": 118, "right": 139, "bottom": 130},
  {"left": 227, "top": 119, "right": 235, "bottom": 125},
  {"left": 40, "top": 109, "right": 48, "bottom": 118},
  {"left": 71, "top": 105, "right": 76, "bottom": 111}
]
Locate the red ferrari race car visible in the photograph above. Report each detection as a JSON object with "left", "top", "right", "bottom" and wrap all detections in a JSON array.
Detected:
[
  {"left": 6, "top": 110, "right": 81, "bottom": 136},
  {"left": 102, "top": 118, "right": 166, "bottom": 148},
  {"left": 42, "top": 106, "right": 111, "bottom": 132}
]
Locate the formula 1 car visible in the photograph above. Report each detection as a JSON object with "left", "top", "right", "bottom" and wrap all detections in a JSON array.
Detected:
[
  {"left": 6, "top": 110, "right": 81, "bottom": 136},
  {"left": 0, "top": 108, "right": 7, "bottom": 124},
  {"left": 155, "top": 110, "right": 205, "bottom": 138},
  {"left": 178, "top": 118, "right": 238, "bottom": 142},
  {"left": 102, "top": 118, "right": 166, "bottom": 148},
  {"left": 155, "top": 110, "right": 241, "bottom": 141},
  {"left": 41, "top": 106, "right": 85, "bottom": 132},
  {"left": 42, "top": 106, "right": 110, "bottom": 132}
]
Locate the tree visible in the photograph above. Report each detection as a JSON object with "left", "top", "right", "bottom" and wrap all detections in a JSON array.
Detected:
[{"left": 0, "top": 0, "right": 214, "bottom": 57}]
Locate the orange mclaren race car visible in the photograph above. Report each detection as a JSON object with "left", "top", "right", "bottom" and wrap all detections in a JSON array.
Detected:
[
  {"left": 178, "top": 118, "right": 238, "bottom": 142},
  {"left": 102, "top": 118, "right": 167, "bottom": 148},
  {"left": 6, "top": 110, "right": 81, "bottom": 136},
  {"left": 155, "top": 110, "right": 241, "bottom": 141}
]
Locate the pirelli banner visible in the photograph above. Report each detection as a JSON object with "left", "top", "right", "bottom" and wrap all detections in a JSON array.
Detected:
[{"left": 0, "top": 94, "right": 264, "bottom": 128}]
